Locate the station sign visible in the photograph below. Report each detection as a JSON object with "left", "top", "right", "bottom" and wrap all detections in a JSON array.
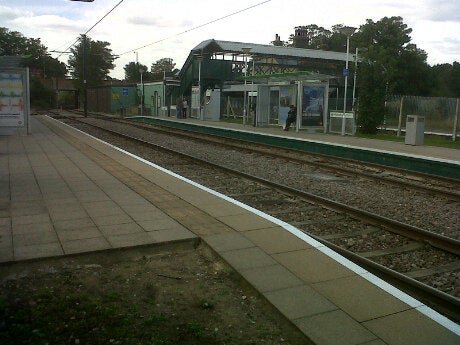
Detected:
[{"left": 330, "top": 111, "right": 354, "bottom": 119}]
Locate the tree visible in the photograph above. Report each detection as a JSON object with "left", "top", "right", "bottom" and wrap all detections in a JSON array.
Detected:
[
  {"left": 124, "top": 62, "right": 149, "bottom": 82},
  {"left": 449, "top": 62, "right": 460, "bottom": 96},
  {"left": 68, "top": 34, "right": 116, "bottom": 89},
  {"left": 0, "top": 27, "right": 28, "bottom": 55},
  {"left": 1, "top": 27, "right": 67, "bottom": 108},
  {"left": 356, "top": 62, "right": 386, "bottom": 133},
  {"left": 286, "top": 24, "right": 351, "bottom": 51},
  {"left": 353, "top": 16, "right": 432, "bottom": 96},
  {"left": 352, "top": 17, "right": 433, "bottom": 132},
  {"left": 151, "top": 58, "right": 176, "bottom": 74},
  {"left": 0, "top": 27, "right": 67, "bottom": 78},
  {"left": 430, "top": 62, "right": 460, "bottom": 97}
]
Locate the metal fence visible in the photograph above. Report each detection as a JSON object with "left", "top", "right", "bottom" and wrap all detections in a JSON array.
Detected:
[{"left": 384, "top": 95, "right": 459, "bottom": 139}]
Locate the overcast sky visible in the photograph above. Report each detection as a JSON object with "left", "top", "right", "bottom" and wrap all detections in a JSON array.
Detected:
[{"left": 1, "top": 0, "right": 459, "bottom": 79}]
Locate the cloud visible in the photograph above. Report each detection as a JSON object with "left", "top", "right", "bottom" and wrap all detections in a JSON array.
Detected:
[
  {"left": 11, "top": 14, "right": 84, "bottom": 33},
  {"left": 423, "top": 1, "right": 460, "bottom": 22},
  {"left": 0, "top": 5, "right": 32, "bottom": 22},
  {"left": 127, "top": 16, "right": 190, "bottom": 28}
]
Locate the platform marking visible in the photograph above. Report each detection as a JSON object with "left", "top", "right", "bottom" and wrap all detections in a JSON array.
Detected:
[{"left": 47, "top": 115, "right": 460, "bottom": 335}]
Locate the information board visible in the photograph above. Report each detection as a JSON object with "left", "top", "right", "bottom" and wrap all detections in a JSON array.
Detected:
[
  {"left": 0, "top": 68, "right": 30, "bottom": 133},
  {"left": 0, "top": 72, "right": 24, "bottom": 126},
  {"left": 191, "top": 86, "right": 200, "bottom": 109}
]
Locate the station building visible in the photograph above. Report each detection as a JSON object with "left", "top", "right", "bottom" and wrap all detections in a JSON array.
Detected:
[{"left": 138, "top": 38, "right": 355, "bottom": 132}]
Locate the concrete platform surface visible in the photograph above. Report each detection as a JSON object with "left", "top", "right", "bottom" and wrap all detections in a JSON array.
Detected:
[{"left": 0, "top": 115, "right": 458, "bottom": 344}]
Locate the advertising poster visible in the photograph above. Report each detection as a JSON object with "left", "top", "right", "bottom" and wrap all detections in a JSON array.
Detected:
[
  {"left": 0, "top": 72, "right": 25, "bottom": 127},
  {"left": 302, "top": 85, "right": 325, "bottom": 126},
  {"left": 278, "top": 86, "right": 291, "bottom": 124}
]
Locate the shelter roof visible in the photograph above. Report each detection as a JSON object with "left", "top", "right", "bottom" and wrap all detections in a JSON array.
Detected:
[
  {"left": 191, "top": 39, "right": 354, "bottom": 62},
  {"left": 244, "top": 70, "right": 335, "bottom": 83}
]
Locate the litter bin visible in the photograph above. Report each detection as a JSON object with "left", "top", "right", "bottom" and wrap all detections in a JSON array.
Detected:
[{"left": 405, "top": 115, "right": 425, "bottom": 145}]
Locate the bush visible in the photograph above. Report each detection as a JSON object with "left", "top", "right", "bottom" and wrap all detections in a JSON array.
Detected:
[
  {"left": 356, "top": 62, "right": 387, "bottom": 134},
  {"left": 30, "top": 78, "right": 55, "bottom": 109},
  {"left": 357, "top": 93, "right": 385, "bottom": 134}
]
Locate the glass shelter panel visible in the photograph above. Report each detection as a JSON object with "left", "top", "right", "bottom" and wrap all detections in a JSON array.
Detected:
[
  {"left": 301, "top": 85, "right": 325, "bottom": 127},
  {"left": 269, "top": 89, "right": 279, "bottom": 125}
]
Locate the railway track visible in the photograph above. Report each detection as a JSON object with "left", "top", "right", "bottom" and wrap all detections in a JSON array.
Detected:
[
  {"left": 49, "top": 111, "right": 460, "bottom": 239},
  {"left": 45, "top": 113, "right": 460, "bottom": 322},
  {"left": 59, "top": 109, "right": 460, "bottom": 200}
]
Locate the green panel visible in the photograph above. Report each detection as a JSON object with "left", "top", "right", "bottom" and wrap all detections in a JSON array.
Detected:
[
  {"left": 141, "top": 84, "right": 164, "bottom": 110},
  {"left": 129, "top": 117, "right": 460, "bottom": 180},
  {"left": 110, "top": 86, "right": 137, "bottom": 112},
  {"left": 199, "top": 60, "right": 234, "bottom": 81}
]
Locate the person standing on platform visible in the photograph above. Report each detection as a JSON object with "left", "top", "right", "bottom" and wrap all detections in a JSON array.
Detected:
[
  {"left": 284, "top": 105, "right": 297, "bottom": 131},
  {"left": 182, "top": 98, "right": 188, "bottom": 118},
  {"left": 176, "top": 97, "right": 183, "bottom": 118}
]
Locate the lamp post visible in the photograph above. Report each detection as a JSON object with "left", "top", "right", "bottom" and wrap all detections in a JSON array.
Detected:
[
  {"left": 352, "top": 47, "right": 367, "bottom": 113},
  {"left": 242, "top": 47, "right": 252, "bottom": 125},
  {"left": 69, "top": 1, "right": 94, "bottom": 115},
  {"left": 251, "top": 57, "right": 255, "bottom": 126},
  {"left": 340, "top": 26, "right": 356, "bottom": 135},
  {"left": 82, "top": 34, "right": 88, "bottom": 117},
  {"left": 139, "top": 67, "right": 145, "bottom": 116},
  {"left": 196, "top": 55, "right": 202, "bottom": 120}
]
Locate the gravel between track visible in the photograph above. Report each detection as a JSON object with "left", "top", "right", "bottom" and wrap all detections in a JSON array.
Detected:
[{"left": 79, "top": 118, "right": 460, "bottom": 240}]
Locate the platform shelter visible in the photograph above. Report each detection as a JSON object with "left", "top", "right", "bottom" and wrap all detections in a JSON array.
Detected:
[{"left": 251, "top": 71, "right": 334, "bottom": 133}]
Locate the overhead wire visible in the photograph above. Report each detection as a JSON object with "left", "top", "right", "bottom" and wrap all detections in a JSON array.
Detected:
[
  {"left": 54, "top": 0, "right": 125, "bottom": 59},
  {"left": 116, "top": 0, "right": 272, "bottom": 56}
]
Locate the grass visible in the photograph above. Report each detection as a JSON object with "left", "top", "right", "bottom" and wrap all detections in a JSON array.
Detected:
[
  {"left": 356, "top": 131, "right": 460, "bottom": 150},
  {"left": 220, "top": 116, "right": 244, "bottom": 124}
]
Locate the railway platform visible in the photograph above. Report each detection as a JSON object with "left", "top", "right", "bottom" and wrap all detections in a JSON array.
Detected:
[
  {"left": 130, "top": 115, "right": 460, "bottom": 179},
  {"left": 1, "top": 115, "right": 459, "bottom": 344}
]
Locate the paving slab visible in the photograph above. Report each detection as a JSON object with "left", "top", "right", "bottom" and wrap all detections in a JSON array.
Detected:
[
  {"left": 203, "top": 232, "right": 255, "bottom": 252},
  {"left": 363, "top": 308, "right": 460, "bottom": 345},
  {"left": 312, "top": 274, "right": 411, "bottom": 322},
  {"left": 221, "top": 247, "right": 277, "bottom": 270},
  {"left": 61, "top": 236, "right": 111, "bottom": 255},
  {"left": 294, "top": 309, "right": 378, "bottom": 345},
  {"left": 239, "top": 264, "right": 304, "bottom": 293},
  {"left": 14, "top": 242, "right": 64, "bottom": 261},
  {"left": 263, "top": 285, "right": 338, "bottom": 320},
  {"left": 1, "top": 115, "right": 457, "bottom": 344},
  {"left": 57, "top": 226, "right": 102, "bottom": 242},
  {"left": 217, "top": 212, "right": 278, "bottom": 232},
  {"left": 244, "top": 226, "right": 312, "bottom": 254},
  {"left": 273, "top": 249, "right": 356, "bottom": 283}
]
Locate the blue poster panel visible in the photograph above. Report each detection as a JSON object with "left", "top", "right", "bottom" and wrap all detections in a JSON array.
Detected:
[{"left": 302, "top": 85, "right": 325, "bottom": 126}]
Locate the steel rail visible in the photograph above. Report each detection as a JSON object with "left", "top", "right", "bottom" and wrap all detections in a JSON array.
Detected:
[
  {"left": 57, "top": 109, "right": 460, "bottom": 197},
  {"left": 105, "top": 115, "right": 460, "bottom": 200},
  {"left": 311, "top": 235, "right": 460, "bottom": 323},
  {"left": 65, "top": 117, "right": 460, "bottom": 255}
]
